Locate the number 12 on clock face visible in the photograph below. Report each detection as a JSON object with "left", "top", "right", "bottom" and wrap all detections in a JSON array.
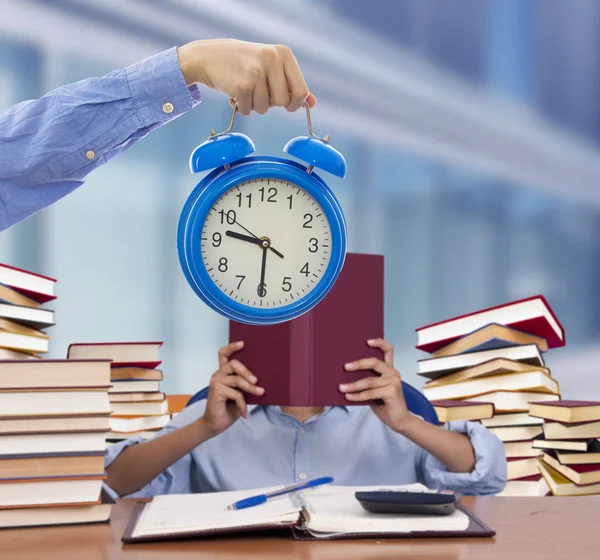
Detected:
[{"left": 201, "top": 178, "right": 331, "bottom": 309}]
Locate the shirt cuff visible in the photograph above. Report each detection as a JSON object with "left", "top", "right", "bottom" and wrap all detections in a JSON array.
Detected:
[
  {"left": 422, "top": 420, "right": 507, "bottom": 496},
  {"left": 126, "top": 46, "right": 202, "bottom": 129}
]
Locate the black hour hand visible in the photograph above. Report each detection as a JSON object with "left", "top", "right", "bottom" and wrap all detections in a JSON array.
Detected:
[{"left": 225, "top": 230, "right": 262, "bottom": 246}]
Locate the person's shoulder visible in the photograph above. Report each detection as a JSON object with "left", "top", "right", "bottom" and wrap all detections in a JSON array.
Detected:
[{"left": 168, "top": 399, "right": 207, "bottom": 428}]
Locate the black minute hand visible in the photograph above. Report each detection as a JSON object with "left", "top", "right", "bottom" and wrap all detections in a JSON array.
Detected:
[{"left": 257, "top": 244, "right": 268, "bottom": 298}]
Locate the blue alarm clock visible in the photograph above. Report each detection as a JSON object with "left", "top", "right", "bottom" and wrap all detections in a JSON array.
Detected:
[{"left": 177, "top": 102, "right": 347, "bottom": 325}]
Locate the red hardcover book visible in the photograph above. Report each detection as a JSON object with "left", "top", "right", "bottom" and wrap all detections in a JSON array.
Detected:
[
  {"left": 67, "top": 342, "right": 162, "bottom": 369},
  {"left": 415, "top": 295, "right": 565, "bottom": 353},
  {"left": 0, "top": 263, "right": 57, "bottom": 303},
  {"left": 229, "top": 253, "right": 384, "bottom": 406}
]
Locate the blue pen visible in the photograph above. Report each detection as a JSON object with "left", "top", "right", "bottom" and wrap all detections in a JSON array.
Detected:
[{"left": 226, "top": 476, "right": 334, "bottom": 511}]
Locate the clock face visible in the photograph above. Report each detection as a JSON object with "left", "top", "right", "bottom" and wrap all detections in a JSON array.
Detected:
[{"left": 200, "top": 178, "right": 332, "bottom": 309}]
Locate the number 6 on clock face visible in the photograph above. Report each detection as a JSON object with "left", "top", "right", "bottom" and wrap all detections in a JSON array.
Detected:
[{"left": 178, "top": 157, "right": 347, "bottom": 325}]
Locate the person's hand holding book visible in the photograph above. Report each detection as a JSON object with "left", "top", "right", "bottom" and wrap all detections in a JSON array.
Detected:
[
  {"left": 340, "top": 339, "right": 411, "bottom": 432},
  {"left": 200, "top": 341, "right": 265, "bottom": 437}
]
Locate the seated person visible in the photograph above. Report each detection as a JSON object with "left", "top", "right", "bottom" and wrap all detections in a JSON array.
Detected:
[{"left": 105, "top": 339, "right": 507, "bottom": 497}]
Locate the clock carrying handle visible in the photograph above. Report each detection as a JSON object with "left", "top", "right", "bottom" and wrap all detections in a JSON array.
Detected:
[{"left": 208, "top": 99, "right": 331, "bottom": 143}]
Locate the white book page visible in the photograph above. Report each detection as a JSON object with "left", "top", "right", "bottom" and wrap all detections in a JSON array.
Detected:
[
  {"left": 304, "top": 485, "right": 470, "bottom": 535},
  {"left": 132, "top": 487, "right": 300, "bottom": 538}
]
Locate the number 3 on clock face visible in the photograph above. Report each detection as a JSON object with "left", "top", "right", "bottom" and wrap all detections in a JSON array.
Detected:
[{"left": 177, "top": 157, "right": 347, "bottom": 325}]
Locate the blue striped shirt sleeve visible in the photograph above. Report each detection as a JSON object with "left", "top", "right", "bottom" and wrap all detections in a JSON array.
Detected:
[{"left": 0, "top": 47, "right": 201, "bottom": 231}]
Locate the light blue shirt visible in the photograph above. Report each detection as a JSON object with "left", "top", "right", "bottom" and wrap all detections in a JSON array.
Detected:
[
  {"left": 105, "top": 401, "right": 507, "bottom": 498},
  {"left": 0, "top": 47, "right": 201, "bottom": 231}
]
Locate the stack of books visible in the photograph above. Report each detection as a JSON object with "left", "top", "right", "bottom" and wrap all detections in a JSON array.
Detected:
[
  {"left": 416, "top": 295, "right": 566, "bottom": 497},
  {"left": 0, "top": 263, "right": 56, "bottom": 359},
  {"left": 530, "top": 401, "right": 600, "bottom": 496},
  {"left": 0, "top": 360, "right": 113, "bottom": 527},
  {"left": 67, "top": 342, "right": 169, "bottom": 444}
]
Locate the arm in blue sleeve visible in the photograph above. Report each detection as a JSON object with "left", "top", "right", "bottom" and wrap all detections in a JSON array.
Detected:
[
  {"left": 416, "top": 420, "right": 507, "bottom": 496},
  {"left": 103, "top": 401, "right": 208, "bottom": 499},
  {"left": 0, "top": 47, "right": 201, "bottom": 232}
]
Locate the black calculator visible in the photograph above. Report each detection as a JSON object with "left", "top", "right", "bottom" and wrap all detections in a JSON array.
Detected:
[{"left": 355, "top": 491, "right": 457, "bottom": 516}]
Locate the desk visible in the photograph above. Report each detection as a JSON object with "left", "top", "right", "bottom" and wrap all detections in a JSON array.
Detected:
[{"left": 0, "top": 496, "right": 598, "bottom": 560}]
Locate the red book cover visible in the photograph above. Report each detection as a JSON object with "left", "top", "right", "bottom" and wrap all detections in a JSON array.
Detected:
[
  {"left": 229, "top": 253, "right": 384, "bottom": 406},
  {"left": 415, "top": 295, "right": 565, "bottom": 353},
  {"left": 535, "top": 400, "right": 600, "bottom": 408}
]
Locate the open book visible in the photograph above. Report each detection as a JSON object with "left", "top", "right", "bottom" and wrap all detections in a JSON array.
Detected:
[{"left": 122, "top": 484, "right": 494, "bottom": 543}]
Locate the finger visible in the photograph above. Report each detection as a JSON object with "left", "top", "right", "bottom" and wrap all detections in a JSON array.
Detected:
[
  {"left": 235, "top": 85, "right": 253, "bottom": 117},
  {"left": 220, "top": 374, "right": 265, "bottom": 396},
  {"left": 283, "top": 53, "right": 310, "bottom": 112},
  {"left": 306, "top": 92, "right": 317, "bottom": 108},
  {"left": 339, "top": 376, "right": 389, "bottom": 394},
  {"left": 344, "top": 357, "right": 396, "bottom": 377},
  {"left": 252, "top": 76, "right": 270, "bottom": 114},
  {"left": 219, "top": 385, "right": 248, "bottom": 419},
  {"left": 218, "top": 341, "right": 244, "bottom": 367},
  {"left": 367, "top": 338, "right": 394, "bottom": 366},
  {"left": 344, "top": 385, "right": 396, "bottom": 403},
  {"left": 267, "top": 65, "right": 290, "bottom": 108},
  {"left": 226, "top": 359, "right": 258, "bottom": 385}
]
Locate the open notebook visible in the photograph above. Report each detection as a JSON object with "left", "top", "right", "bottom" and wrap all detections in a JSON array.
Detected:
[{"left": 122, "top": 484, "right": 494, "bottom": 543}]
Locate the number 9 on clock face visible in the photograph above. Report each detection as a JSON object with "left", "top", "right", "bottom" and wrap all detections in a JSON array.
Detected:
[{"left": 177, "top": 157, "right": 347, "bottom": 325}]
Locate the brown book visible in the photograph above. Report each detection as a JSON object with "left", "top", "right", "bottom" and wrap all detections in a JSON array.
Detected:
[
  {"left": 0, "top": 491, "right": 112, "bottom": 528},
  {"left": 533, "top": 437, "right": 591, "bottom": 452},
  {"left": 541, "top": 451, "right": 600, "bottom": 485},
  {"left": 418, "top": 344, "right": 544, "bottom": 380},
  {"left": 424, "top": 358, "right": 551, "bottom": 388},
  {"left": 0, "top": 302, "right": 54, "bottom": 330},
  {"left": 0, "top": 453, "right": 105, "bottom": 479},
  {"left": 430, "top": 400, "right": 494, "bottom": 423},
  {"left": 423, "top": 369, "right": 559, "bottom": 401},
  {"left": 109, "top": 414, "right": 170, "bottom": 433},
  {"left": 488, "top": 425, "right": 544, "bottom": 443},
  {"left": 481, "top": 412, "right": 543, "bottom": 428},
  {"left": 0, "top": 360, "right": 111, "bottom": 390},
  {"left": 556, "top": 440, "right": 600, "bottom": 464},
  {"left": 503, "top": 440, "right": 542, "bottom": 458},
  {"left": 529, "top": 400, "right": 600, "bottom": 424},
  {"left": 0, "top": 347, "right": 41, "bottom": 361},
  {"left": 109, "top": 392, "right": 165, "bottom": 403},
  {"left": 538, "top": 459, "right": 600, "bottom": 496},
  {"left": 167, "top": 394, "right": 192, "bottom": 413},
  {"left": 110, "top": 367, "right": 163, "bottom": 381},
  {"left": 109, "top": 380, "right": 161, "bottom": 393},
  {"left": 0, "top": 283, "right": 42, "bottom": 308},
  {"left": 110, "top": 400, "right": 168, "bottom": 416},
  {"left": 229, "top": 253, "right": 384, "bottom": 407},
  {"left": 507, "top": 457, "right": 541, "bottom": 481},
  {"left": 499, "top": 474, "right": 549, "bottom": 497},
  {"left": 0, "top": 317, "right": 46, "bottom": 337},
  {"left": 0, "top": 474, "right": 105, "bottom": 508},
  {"left": 543, "top": 420, "right": 600, "bottom": 440},
  {"left": 68, "top": 342, "right": 162, "bottom": 368},
  {"left": 0, "top": 391, "right": 111, "bottom": 418},
  {"left": 0, "top": 431, "right": 108, "bottom": 456},
  {"left": 432, "top": 323, "right": 548, "bottom": 358},
  {"left": 0, "top": 415, "right": 110, "bottom": 435},
  {"left": 455, "top": 390, "right": 559, "bottom": 413}
]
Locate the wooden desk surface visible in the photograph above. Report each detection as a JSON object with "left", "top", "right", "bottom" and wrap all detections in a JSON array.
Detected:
[{"left": 1, "top": 496, "right": 597, "bottom": 560}]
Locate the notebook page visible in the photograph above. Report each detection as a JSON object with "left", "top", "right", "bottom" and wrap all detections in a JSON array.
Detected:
[
  {"left": 132, "top": 487, "right": 300, "bottom": 538},
  {"left": 305, "top": 485, "right": 470, "bottom": 535}
]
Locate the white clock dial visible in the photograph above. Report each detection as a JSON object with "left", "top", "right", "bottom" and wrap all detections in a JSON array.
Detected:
[{"left": 200, "top": 178, "right": 332, "bottom": 308}]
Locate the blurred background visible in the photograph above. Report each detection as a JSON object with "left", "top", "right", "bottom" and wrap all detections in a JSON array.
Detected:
[{"left": 1, "top": 0, "right": 599, "bottom": 397}]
